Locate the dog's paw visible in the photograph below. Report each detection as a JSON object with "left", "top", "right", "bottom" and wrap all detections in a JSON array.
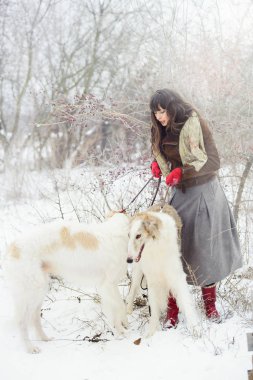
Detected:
[
  {"left": 40, "top": 334, "right": 53, "bottom": 342},
  {"left": 144, "top": 326, "right": 157, "bottom": 338},
  {"left": 188, "top": 324, "right": 202, "bottom": 339},
  {"left": 27, "top": 345, "right": 41, "bottom": 354},
  {"left": 43, "top": 336, "right": 53, "bottom": 342},
  {"left": 115, "top": 324, "right": 127, "bottom": 336},
  {"left": 144, "top": 331, "right": 155, "bottom": 339}
]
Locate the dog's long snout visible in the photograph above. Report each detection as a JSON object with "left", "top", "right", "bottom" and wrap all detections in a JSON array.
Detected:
[{"left": 127, "top": 257, "right": 133, "bottom": 264}]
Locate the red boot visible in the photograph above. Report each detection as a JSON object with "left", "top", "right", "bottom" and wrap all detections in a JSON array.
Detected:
[
  {"left": 164, "top": 296, "right": 179, "bottom": 328},
  {"left": 201, "top": 285, "right": 221, "bottom": 323}
]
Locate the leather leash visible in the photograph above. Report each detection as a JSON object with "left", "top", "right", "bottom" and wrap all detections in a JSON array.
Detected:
[{"left": 121, "top": 176, "right": 160, "bottom": 213}]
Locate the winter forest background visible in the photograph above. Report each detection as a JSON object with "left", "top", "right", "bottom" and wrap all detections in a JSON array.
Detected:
[
  {"left": 0, "top": 1, "right": 252, "bottom": 379},
  {"left": 1, "top": 0, "right": 252, "bottom": 173}
]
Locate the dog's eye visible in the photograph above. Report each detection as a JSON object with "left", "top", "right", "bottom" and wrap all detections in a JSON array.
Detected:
[{"left": 136, "top": 234, "right": 141, "bottom": 240}]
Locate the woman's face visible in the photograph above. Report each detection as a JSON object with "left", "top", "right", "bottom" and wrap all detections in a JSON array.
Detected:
[{"left": 154, "top": 106, "right": 170, "bottom": 127}]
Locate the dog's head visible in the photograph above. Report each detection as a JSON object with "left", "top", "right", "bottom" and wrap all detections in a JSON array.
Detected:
[{"left": 127, "top": 212, "right": 161, "bottom": 263}]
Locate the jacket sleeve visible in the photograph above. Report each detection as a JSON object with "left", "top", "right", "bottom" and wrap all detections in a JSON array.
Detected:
[
  {"left": 152, "top": 146, "right": 171, "bottom": 177},
  {"left": 179, "top": 114, "right": 208, "bottom": 172},
  {"left": 180, "top": 118, "right": 220, "bottom": 181}
]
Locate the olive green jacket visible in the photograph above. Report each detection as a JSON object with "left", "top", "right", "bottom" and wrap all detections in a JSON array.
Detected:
[{"left": 152, "top": 112, "right": 208, "bottom": 177}]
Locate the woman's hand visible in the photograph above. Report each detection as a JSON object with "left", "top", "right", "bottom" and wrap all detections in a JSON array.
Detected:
[
  {"left": 165, "top": 168, "right": 182, "bottom": 186},
  {"left": 150, "top": 161, "right": 162, "bottom": 178}
]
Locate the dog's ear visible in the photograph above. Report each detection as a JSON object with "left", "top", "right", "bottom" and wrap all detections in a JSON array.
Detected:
[{"left": 142, "top": 215, "right": 160, "bottom": 240}]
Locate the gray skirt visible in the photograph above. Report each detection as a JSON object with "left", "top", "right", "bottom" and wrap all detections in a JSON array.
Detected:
[{"left": 169, "top": 177, "right": 242, "bottom": 286}]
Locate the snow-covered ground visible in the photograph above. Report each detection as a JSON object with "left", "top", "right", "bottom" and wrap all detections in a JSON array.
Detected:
[{"left": 0, "top": 166, "right": 252, "bottom": 380}]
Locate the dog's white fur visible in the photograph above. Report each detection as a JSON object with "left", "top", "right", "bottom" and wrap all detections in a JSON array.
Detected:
[
  {"left": 4, "top": 212, "right": 129, "bottom": 353},
  {"left": 126, "top": 210, "right": 198, "bottom": 337}
]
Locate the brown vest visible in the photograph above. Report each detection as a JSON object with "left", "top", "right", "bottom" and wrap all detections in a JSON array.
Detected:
[{"left": 161, "top": 123, "right": 220, "bottom": 188}]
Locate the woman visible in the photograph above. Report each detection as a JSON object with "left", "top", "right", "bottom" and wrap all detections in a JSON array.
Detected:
[{"left": 150, "top": 89, "right": 242, "bottom": 326}]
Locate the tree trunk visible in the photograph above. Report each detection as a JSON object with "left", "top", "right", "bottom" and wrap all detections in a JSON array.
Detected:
[{"left": 233, "top": 155, "right": 253, "bottom": 224}]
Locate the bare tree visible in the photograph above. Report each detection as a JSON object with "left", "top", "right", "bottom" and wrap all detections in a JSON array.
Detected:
[{"left": 0, "top": 0, "right": 55, "bottom": 169}]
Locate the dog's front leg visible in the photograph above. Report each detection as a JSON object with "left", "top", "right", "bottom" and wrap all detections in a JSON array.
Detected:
[
  {"left": 100, "top": 282, "right": 127, "bottom": 335},
  {"left": 145, "top": 285, "right": 161, "bottom": 338},
  {"left": 172, "top": 280, "right": 199, "bottom": 331},
  {"left": 126, "top": 264, "right": 143, "bottom": 314}
]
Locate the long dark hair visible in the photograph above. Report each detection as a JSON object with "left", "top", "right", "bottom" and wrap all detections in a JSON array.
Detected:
[{"left": 150, "top": 89, "right": 196, "bottom": 152}]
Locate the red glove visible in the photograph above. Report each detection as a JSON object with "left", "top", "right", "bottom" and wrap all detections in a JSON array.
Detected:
[
  {"left": 165, "top": 168, "right": 182, "bottom": 186},
  {"left": 151, "top": 161, "right": 161, "bottom": 178}
]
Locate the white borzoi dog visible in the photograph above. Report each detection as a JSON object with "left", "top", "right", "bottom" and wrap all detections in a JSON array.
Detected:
[
  {"left": 4, "top": 212, "right": 129, "bottom": 353},
  {"left": 126, "top": 210, "right": 198, "bottom": 337}
]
